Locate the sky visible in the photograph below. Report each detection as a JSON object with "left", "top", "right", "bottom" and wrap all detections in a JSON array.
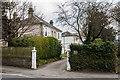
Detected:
[
  {"left": 29, "top": 0, "right": 119, "bottom": 32},
  {"left": 28, "top": 0, "right": 71, "bottom": 32},
  {"left": 29, "top": 0, "right": 119, "bottom": 20},
  {"left": 29, "top": 0, "right": 69, "bottom": 20},
  {"left": 20, "top": 0, "right": 120, "bottom": 32}
]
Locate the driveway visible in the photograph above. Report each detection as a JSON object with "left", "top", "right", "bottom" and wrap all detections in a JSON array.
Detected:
[{"left": 2, "top": 58, "right": 119, "bottom": 78}]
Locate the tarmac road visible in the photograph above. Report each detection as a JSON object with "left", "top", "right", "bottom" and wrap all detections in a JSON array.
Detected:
[{"left": 1, "top": 58, "right": 119, "bottom": 78}]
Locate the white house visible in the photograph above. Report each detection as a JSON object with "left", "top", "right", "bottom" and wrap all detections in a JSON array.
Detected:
[{"left": 61, "top": 31, "right": 82, "bottom": 54}]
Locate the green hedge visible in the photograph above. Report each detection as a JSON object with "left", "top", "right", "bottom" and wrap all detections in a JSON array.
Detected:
[
  {"left": 92, "top": 38, "right": 103, "bottom": 44},
  {"left": 12, "top": 36, "right": 34, "bottom": 47},
  {"left": 31, "top": 36, "right": 62, "bottom": 64},
  {"left": 12, "top": 36, "right": 62, "bottom": 64},
  {"left": 69, "top": 41, "right": 116, "bottom": 72}
]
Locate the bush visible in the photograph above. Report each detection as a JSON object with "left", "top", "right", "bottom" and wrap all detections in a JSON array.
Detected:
[
  {"left": 12, "top": 36, "right": 33, "bottom": 47},
  {"left": 92, "top": 38, "right": 103, "bottom": 44},
  {"left": 60, "top": 54, "right": 67, "bottom": 58},
  {"left": 118, "top": 41, "right": 120, "bottom": 56},
  {"left": 31, "top": 36, "right": 62, "bottom": 64},
  {"left": 69, "top": 41, "right": 116, "bottom": 72},
  {"left": 12, "top": 36, "right": 62, "bottom": 65}
]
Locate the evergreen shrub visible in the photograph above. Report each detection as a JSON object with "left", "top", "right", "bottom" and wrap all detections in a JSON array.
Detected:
[
  {"left": 69, "top": 41, "right": 116, "bottom": 72},
  {"left": 13, "top": 36, "right": 62, "bottom": 64},
  {"left": 12, "top": 36, "right": 62, "bottom": 65},
  {"left": 32, "top": 36, "right": 62, "bottom": 64}
]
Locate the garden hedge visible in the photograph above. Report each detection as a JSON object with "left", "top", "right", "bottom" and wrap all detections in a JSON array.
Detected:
[
  {"left": 12, "top": 36, "right": 33, "bottom": 47},
  {"left": 12, "top": 36, "right": 62, "bottom": 65},
  {"left": 31, "top": 36, "right": 62, "bottom": 64},
  {"left": 69, "top": 41, "right": 116, "bottom": 72}
]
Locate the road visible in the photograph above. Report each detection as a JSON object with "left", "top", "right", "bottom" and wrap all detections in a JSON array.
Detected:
[{"left": 2, "top": 58, "right": 119, "bottom": 78}]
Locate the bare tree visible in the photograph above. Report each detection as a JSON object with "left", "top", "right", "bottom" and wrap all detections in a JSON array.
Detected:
[
  {"left": 57, "top": 1, "right": 112, "bottom": 44},
  {"left": 0, "top": 1, "right": 2, "bottom": 39},
  {"left": 112, "top": 1, "right": 120, "bottom": 24},
  {"left": 112, "top": 1, "right": 120, "bottom": 55},
  {"left": 2, "top": 0, "right": 43, "bottom": 46}
]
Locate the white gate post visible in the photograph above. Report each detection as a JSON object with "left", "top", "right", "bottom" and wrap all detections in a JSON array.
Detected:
[
  {"left": 67, "top": 49, "right": 71, "bottom": 71},
  {"left": 32, "top": 47, "right": 36, "bottom": 69}
]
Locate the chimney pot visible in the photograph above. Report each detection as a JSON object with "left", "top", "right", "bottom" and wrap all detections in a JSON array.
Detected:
[
  {"left": 50, "top": 20, "right": 53, "bottom": 26},
  {"left": 28, "top": 8, "right": 34, "bottom": 19},
  {"left": 13, "top": 12, "right": 17, "bottom": 20}
]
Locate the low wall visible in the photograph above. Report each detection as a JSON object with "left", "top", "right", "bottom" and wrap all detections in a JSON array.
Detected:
[
  {"left": 2, "top": 56, "right": 32, "bottom": 68},
  {"left": 2, "top": 47, "right": 33, "bottom": 68}
]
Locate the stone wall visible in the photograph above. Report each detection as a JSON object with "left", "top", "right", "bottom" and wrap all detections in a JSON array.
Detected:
[
  {"left": 2, "top": 47, "right": 33, "bottom": 68},
  {"left": 2, "top": 56, "right": 32, "bottom": 68}
]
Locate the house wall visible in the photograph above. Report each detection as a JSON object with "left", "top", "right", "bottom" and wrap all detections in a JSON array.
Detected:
[
  {"left": 51, "top": 28, "right": 62, "bottom": 41},
  {"left": 61, "top": 36, "right": 81, "bottom": 54},
  {"left": 0, "top": 41, "right": 8, "bottom": 47},
  {"left": 20, "top": 24, "right": 62, "bottom": 41},
  {"left": 44, "top": 26, "right": 51, "bottom": 37},
  {"left": 19, "top": 24, "right": 42, "bottom": 37},
  {"left": 51, "top": 28, "right": 57, "bottom": 38},
  {"left": 44, "top": 26, "right": 62, "bottom": 41},
  {"left": 57, "top": 32, "right": 62, "bottom": 41}
]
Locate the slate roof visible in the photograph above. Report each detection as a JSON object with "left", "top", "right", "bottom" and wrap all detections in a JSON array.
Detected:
[
  {"left": 35, "top": 15, "right": 62, "bottom": 32},
  {"left": 24, "top": 15, "right": 62, "bottom": 32}
]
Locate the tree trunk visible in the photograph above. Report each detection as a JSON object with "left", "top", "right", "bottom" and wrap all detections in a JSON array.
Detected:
[
  {"left": 84, "top": 24, "right": 92, "bottom": 44},
  {"left": 8, "top": 38, "right": 13, "bottom": 46}
]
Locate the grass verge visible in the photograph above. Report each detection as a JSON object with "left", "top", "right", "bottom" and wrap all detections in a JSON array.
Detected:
[{"left": 60, "top": 54, "right": 67, "bottom": 58}]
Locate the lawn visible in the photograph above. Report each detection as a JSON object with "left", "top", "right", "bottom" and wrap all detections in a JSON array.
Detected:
[{"left": 60, "top": 54, "right": 67, "bottom": 58}]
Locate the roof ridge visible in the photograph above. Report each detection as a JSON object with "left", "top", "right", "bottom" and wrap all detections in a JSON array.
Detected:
[{"left": 34, "top": 15, "right": 62, "bottom": 32}]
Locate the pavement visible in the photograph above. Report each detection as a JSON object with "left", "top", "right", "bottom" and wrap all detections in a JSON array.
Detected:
[{"left": 1, "top": 58, "right": 120, "bottom": 78}]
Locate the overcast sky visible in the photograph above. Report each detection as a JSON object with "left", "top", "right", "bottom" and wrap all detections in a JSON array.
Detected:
[
  {"left": 23, "top": 0, "right": 120, "bottom": 32},
  {"left": 28, "top": 0, "right": 71, "bottom": 32},
  {"left": 30, "top": 0, "right": 69, "bottom": 21}
]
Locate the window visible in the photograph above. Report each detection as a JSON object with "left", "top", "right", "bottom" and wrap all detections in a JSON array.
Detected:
[
  {"left": 45, "top": 31, "right": 47, "bottom": 36},
  {"left": 76, "top": 38, "right": 78, "bottom": 41},
  {"left": 58, "top": 33, "right": 60, "bottom": 39},
  {"left": 45, "top": 28, "right": 47, "bottom": 36},
  {"left": 48, "top": 32, "right": 50, "bottom": 36},
  {"left": 52, "top": 31, "right": 53, "bottom": 36},
  {"left": 54, "top": 31, "right": 56, "bottom": 37}
]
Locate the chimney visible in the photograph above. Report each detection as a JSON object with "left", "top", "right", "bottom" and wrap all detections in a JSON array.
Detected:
[
  {"left": 13, "top": 12, "right": 17, "bottom": 20},
  {"left": 50, "top": 20, "right": 53, "bottom": 26},
  {"left": 28, "top": 8, "right": 34, "bottom": 19}
]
